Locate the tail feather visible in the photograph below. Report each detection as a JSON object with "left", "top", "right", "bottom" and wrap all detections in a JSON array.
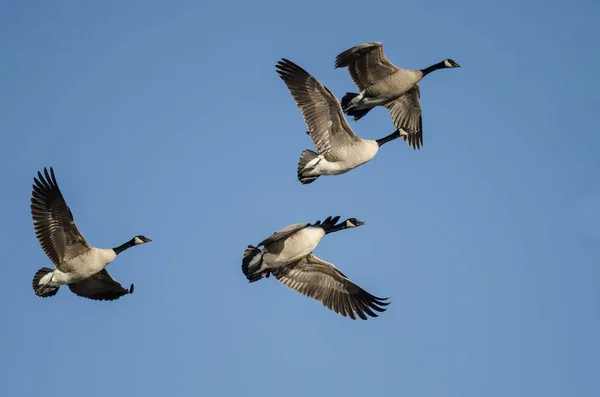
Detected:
[
  {"left": 341, "top": 92, "right": 372, "bottom": 121},
  {"left": 346, "top": 107, "right": 372, "bottom": 121},
  {"left": 242, "top": 245, "right": 268, "bottom": 283},
  {"left": 242, "top": 245, "right": 261, "bottom": 276},
  {"left": 247, "top": 270, "right": 270, "bottom": 283},
  {"left": 32, "top": 267, "right": 59, "bottom": 298},
  {"left": 341, "top": 92, "right": 359, "bottom": 110},
  {"left": 297, "top": 149, "right": 320, "bottom": 185}
]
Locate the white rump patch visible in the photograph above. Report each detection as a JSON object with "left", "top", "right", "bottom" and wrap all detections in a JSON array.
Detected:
[
  {"left": 305, "top": 157, "right": 321, "bottom": 170},
  {"left": 39, "top": 272, "right": 53, "bottom": 285}
]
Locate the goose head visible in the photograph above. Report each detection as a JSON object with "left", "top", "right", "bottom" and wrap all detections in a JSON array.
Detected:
[
  {"left": 320, "top": 217, "right": 364, "bottom": 234},
  {"left": 133, "top": 235, "right": 152, "bottom": 245},
  {"left": 443, "top": 59, "right": 461, "bottom": 68},
  {"left": 343, "top": 218, "right": 365, "bottom": 228},
  {"left": 421, "top": 58, "right": 461, "bottom": 76},
  {"left": 113, "top": 235, "right": 152, "bottom": 255}
]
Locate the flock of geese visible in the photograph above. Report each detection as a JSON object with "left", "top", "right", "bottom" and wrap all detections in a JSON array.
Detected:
[{"left": 30, "top": 42, "right": 460, "bottom": 320}]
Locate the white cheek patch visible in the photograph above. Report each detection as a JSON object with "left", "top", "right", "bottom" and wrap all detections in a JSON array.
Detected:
[{"left": 134, "top": 237, "right": 143, "bottom": 244}]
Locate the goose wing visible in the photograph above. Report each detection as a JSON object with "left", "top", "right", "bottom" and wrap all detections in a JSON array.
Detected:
[
  {"left": 68, "top": 269, "right": 133, "bottom": 301},
  {"left": 257, "top": 222, "right": 311, "bottom": 247},
  {"left": 335, "top": 42, "right": 399, "bottom": 91},
  {"left": 31, "top": 167, "right": 91, "bottom": 270},
  {"left": 384, "top": 85, "right": 423, "bottom": 149},
  {"left": 273, "top": 253, "right": 390, "bottom": 320},
  {"left": 276, "top": 58, "right": 359, "bottom": 155}
]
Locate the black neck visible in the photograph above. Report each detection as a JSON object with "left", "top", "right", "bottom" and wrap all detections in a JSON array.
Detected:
[
  {"left": 323, "top": 222, "right": 349, "bottom": 234},
  {"left": 420, "top": 61, "right": 446, "bottom": 77},
  {"left": 376, "top": 130, "right": 401, "bottom": 147},
  {"left": 112, "top": 239, "right": 135, "bottom": 255}
]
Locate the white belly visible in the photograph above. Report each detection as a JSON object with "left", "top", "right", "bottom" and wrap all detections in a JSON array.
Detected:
[
  {"left": 51, "top": 268, "right": 89, "bottom": 285},
  {"left": 306, "top": 141, "right": 379, "bottom": 176},
  {"left": 262, "top": 227, "right": 325, "bottom": 269},
  {"left": 56, "top": 248, "right": 116, "bottom": 284}
]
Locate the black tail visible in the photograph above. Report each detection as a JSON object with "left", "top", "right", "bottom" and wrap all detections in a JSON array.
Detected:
[
  {"left": 32, "top": 267, "right": 59, "bottom": 298},
  {"left": 346, "top": 107, "right": 372, "bottom": 121},
  {"left": 297, "top": 149, "right": 320, "bottom": 184},
  {"left": 341, "top": 92, "right": 359, "bottom": 110},
  {"left": 242, "top": 245, "right": 260, "bottom": 276},
  {"left": 242, "top": 245, "right": 269, "bottom": 283},
  {"left": 341, "top": 92, "right": 372, "bottom": 121}
]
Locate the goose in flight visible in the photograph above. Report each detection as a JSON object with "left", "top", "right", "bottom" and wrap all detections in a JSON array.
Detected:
[
  {"left": 30, "top": 167, "right": 152, "bottom": 301},
  {"left": 335, "top": 42, "right": 461, "bottom": 149},
  {"left": 242, "top": 216, "right": 390, "bottom": 320},
  {"left": 276, "top": 58, "right": 403, "bottom": 184}
]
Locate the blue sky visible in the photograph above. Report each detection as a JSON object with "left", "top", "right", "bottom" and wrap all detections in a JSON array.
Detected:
[{"left": 1, "top": 0, "right": 599, "bottom": 396}]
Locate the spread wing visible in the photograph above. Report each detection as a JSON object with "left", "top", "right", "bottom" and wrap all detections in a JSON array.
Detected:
[
  {"left": 276, "top": 58, "right": 359, "bottom": 154},
  {"left": 384, "top": 85, "right": 423, "bottom": 150},
  {"left": 335, "top": 42, "right": 399, "bottom": 91},
  {"left": 30, "top": 167, "right": 91, "bottom": 269},
  {"left": 257, "top": 222, "right": 310, "bottom": 247},
  {"left": 68, "top": 269, "right": 133, "bottom": 301},
  {"left": 273, "top": 253, "right": 390, "bottom": 320}
]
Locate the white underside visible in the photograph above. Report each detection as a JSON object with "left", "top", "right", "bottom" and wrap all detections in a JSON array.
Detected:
[
  {"left": 38, "top": 247, "right": 117, "bottom": 286},
  {"left": 352, "top": 93, "right": 394, "bottom": 110},
  {"left": 301, "top": 140, "right": 379, "bottom": 177},
  {"left": 250, "top": 227, "right": 326, "bottom": 271}
]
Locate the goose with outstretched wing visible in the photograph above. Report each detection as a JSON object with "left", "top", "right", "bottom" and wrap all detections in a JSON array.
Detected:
[{"left": 30, "top": 167, "right": 151, "bottom": 301}]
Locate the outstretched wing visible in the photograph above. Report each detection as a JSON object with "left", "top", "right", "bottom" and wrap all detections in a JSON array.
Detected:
[
  {"left": 68, "top": 269, "right": 133, "bottom": 301},
  {"left": 30, "top": 167, "right": 91, "bottom": 270},
  {"left": 276, "top": 58, "right": 359, "bottom": 154},
  {"left": 335, "top": 42, "right": 399, "bottom": 91},
  {"left": 273, "top": 253, "right": 390, "bottom": 320},
  {"left": 384, "top": 85, "right": 423, "bottom": 150}
]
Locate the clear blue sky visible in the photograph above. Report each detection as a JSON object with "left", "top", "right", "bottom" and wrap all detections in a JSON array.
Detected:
[{"left": 1, "top": 0, "right": 598, "bottom": 396}]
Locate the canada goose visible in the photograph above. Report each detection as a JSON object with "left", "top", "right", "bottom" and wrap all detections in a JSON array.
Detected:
[
  {"left": 276, "top": 58, "right": 403, "bottom": 184},
  {"left": 242, "top": 216, "right": 390, "bottom": 320},
  {"left": 30, "top": 167, "right": 152, "bottom": 301},
  {"left": 335, "top": 42, "right": 461, "bottom": 150}
]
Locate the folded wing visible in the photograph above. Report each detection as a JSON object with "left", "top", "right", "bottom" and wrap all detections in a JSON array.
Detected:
[{"left": 257, "top": 222, "right": 311, "bottom": 247}]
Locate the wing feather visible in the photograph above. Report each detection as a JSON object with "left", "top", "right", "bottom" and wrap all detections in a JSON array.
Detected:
[
  {"left": 30, "top": 167, "right": 91, "bottom": 269},
  {"left": 276, "top": 58, "right": 358, "bottom": 154},
  {"left": 273, "top": 253, "right": 390, "bottom": 320},
  {"left": 335, "top": 42, "right": 399, "bottom": 91},
  {"left": 68, "top": 269, "right": 133, "bottom": 301},
  {"left": 384, "top": 85, "right": 423, "bottom": 149}
]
